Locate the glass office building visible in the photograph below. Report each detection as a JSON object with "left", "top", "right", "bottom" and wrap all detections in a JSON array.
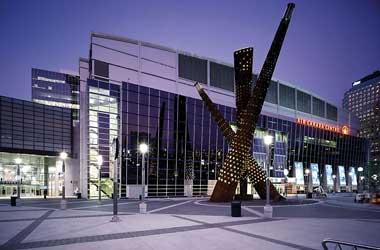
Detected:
[
  {"left": 0, "top": 96, "right": 74, "bottom": 198},
  {"left": 79, "top": 33, "right": 368, "bottom": 198},
  {"left": 343, "top": 71, "right": 380, "bottom": 167}
]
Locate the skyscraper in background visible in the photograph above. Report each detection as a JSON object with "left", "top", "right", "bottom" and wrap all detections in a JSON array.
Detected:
[{"left": 343, "top": 71, "right": 380, "bottom": 168}]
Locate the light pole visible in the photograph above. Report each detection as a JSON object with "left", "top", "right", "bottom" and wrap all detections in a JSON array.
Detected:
[
  {"left": 332, "top": 174, "right": 337, "bottom": 194},
  {"left": 305, "top": 168, "right": 310, "bottom": 194},
  {"left": 358, "top": 167, "right": 364, "bottom": 192},
  {"left": 111, "top": 137, "right": 120, "bottom": 222},
  {"left": 348, "top": 171, "right": 353, "bottom": 192},
  {"left": 263, "top": 134, "right": 273, "bottom": 218},
  {"left": 139, "top": 143, "right": 148, "bottom": 214},
  {"left": 60, "top": 152, "right": 68, "bottom": 209},
  {"left": 14, "top": 158, "right": 22, "bottom": 199},
  {"left": 97, "top": 155, "right": 103, "bottom": 202},
  {"left": 283, "top": 168, "right": 289, "bottom": 197}
]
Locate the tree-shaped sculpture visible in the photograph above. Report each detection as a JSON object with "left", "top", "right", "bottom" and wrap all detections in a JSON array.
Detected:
[{"left": 195, "top": 3, "right": 295, "bottom": 202}]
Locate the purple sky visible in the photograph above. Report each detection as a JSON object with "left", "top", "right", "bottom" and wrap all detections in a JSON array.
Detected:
[{"left": 0, "top": 0, "right": 379, "bottom": 106}]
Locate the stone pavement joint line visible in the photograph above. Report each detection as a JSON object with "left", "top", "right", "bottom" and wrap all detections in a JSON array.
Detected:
[
  {"left": 0, "top": 212, "right": 134, "bottom": 223},
  {"left": 173, "top": 215, "right": 317, "bottom": 250},
  {"left": 147, "top": 199, "right": 193, "bottom": 213},
  {"left": 223, "top": 227, "right": 318, "bottom": 250},
  {"left": 0, "top": 217, "right": 272, "bottom": 249},
  {"left": 1, "top": 210, "right": 54, "bottom": 249},
  {"left": 0, "top": 209, "right": 49, "bottom": 213}
]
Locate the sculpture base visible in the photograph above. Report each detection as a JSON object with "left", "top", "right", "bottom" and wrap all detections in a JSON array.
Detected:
[
  {"left": 234, "top": 194, "right": 254, "bottom": 200},
  {"left": 210, "top": 180, "right": 284, "bottom": 202}
]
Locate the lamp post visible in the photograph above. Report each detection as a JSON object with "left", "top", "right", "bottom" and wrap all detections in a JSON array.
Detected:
[
  {"left": 14, "top": 158, "right": 22, "bottom": 199},
  {"left": 139, "top": 143, "right": 148, "bottom": 214},
  {"left": 60, "top": 152, "right": 68, "bottom": 209},
  {"left": 305, "top": 168, "right": 310, "bottom": 194},
  {"left": 283, "top": 169, "right": 289, "bottom": 197},
  {"left": 348, "top": 171, "right": 353, "bottom": 193},
  {"left": 332, "top": 174, "right": 337, "bottom": 194},
  {"left": 263, "top": 134, "right": 273, "bottom": 218},
  {"left": 111, "top": 137, "right": 120, "bottom": 222},
  {"left": 358, "top": 167, "right": 364, "bottom": 192},
  {"left": 97, "top": 155, "right": 103, "bottom": 202}
]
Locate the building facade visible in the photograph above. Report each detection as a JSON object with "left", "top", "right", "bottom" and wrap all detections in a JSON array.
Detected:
[
  {"left": 343, "top": 71, "right": 380, "bottom": 168},
  {"left": 32, "top": 68, "right": 80, "bottom": 121},
  {"left": 78, "top": 33, "right": 368, "bottom": 199},
  {"left": 0, "top": 96, "right": 77, "bottom": 198}
]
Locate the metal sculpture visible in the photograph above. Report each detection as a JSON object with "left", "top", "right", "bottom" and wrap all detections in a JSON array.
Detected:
[{"left": 195, "top": 3, "right": 295, "bottom": 202}]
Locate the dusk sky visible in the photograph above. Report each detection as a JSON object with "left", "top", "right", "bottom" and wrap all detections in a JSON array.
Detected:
[{"left": 0, "top": 0, "right": 379, "bottom": 107}]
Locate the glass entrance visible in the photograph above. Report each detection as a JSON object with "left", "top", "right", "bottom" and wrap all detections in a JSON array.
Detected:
[{"left": 0, "top": 152, "right": 58, "bottom": 198}]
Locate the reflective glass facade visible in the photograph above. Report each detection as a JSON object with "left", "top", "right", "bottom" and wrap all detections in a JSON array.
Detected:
[
  {"left": 119, "top": 82, "right": 367, "bottom": 197},
  {"left": 0, "top": 96, "right": 73, "bottom": 198},
  {"left": 85, "top": 33, "right": 367, "bottom": 198},
  {"left": 0, "top": 96, "right": 72, "bottom": 155}
]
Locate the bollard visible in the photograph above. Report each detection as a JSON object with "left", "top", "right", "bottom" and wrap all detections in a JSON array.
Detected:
[
  {"left": 10, "top": 196, "right": 17, "bottom": 206},
  {"left": 139, "top": 202, "right": 147, "bottom": 214},
  {"left": 231, "top": 200, "right": 241, "bottom": 217}
]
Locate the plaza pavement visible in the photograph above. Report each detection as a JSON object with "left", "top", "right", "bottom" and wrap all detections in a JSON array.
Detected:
[{"left": 0, "top": 195, "right": 380, "bottom": 250}]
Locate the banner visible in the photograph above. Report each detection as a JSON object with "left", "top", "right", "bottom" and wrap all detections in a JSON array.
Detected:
[
  {"left": 338, "top": 166, "right": 346, "bottom": 186},
  {"left": 325, "top": 165, "right": 333, "bottom": 186},
  {"left": 294, "top": 162, "right": 304, "bottom": 185},
  {"left": 349, "top": 167, "right": 357, "bottom": 186},
  {"left": 311, "top": 163, "right": 320, "bottom": 186}
]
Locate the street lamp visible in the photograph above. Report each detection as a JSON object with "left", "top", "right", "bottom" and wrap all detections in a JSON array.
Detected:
[
  {"left": 332, "top": 174, "right": 337, "bottom": 194},
  {"left": 139, "top": 143, "right": 148, "bottom": 214},
  {"left": 358, "top": 167, "right": 364, "bottom": 192},
  {"left": 305, "top": 168, "right": 310, "bottom": 194},
  {"left": 14, "top": 158, "right": 22, "bottom": 198},
  {"left": 349, "top": 171, "right": 353, "bottom": 192},
  {"left": 60, "top": 151, "right": 68, "bottom": 209},
  {"left": 97, "top": 155, "right": 103, "bottom": 201},
  {"left": 263, "top": 134, "right": 273, "bottom": 218},
  {"left": 283, "top": 169, "right": 289, "bottom": 197}
]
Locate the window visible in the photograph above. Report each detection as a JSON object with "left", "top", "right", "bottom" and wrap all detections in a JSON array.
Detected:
[
  {"left": 210, "top": 62, "right": 234, "bottom": 92},
  {"left": 266, "top": 81, "right": 278, "bottom": 104},
  {"left": 296, "top": 90, "right": 311, "bottom": 113},
  {"left": 94, "top": 60, "right": 109, "bottom": 79},
  {"left": 178, "top": 54, "right": 207, "bottom": 83},
  {"left": 279, "top": 84, "right": 295, "bottom": 109},
  {"left": 326, "top": 103, "right": 338, "bottom": 121},
  {"left": 312, "top": 97, "right": 325, "bottom": 117}
]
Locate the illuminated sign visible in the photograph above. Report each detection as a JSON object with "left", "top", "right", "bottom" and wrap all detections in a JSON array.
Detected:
[
  {"left": 37, "top": 76, "right": 66, "bottom": 84},
  {"left": 294, "top": 162, "right": 304, "bottom": 185},
  {"left": 341, "top": 126, "right": 349, "bottom": 135},
  {"left": 311, "top": 163, "right": 320, "bottom": 186},
  {"left": 325, "top": 165, "right": 333, "bottom": 186},
  {"left": 296, "top": 118, "right": 349, "bottom": 135},
  {"left": 349, "top": 167, "right": 357, "bottom": 186},
  {"left": 338, "top": 166, "right": 346, "bottom": 186}
]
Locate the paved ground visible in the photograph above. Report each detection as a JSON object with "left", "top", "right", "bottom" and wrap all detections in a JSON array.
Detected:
[{"left": 0, "top": 194, "right": 379, "bottom": 250}]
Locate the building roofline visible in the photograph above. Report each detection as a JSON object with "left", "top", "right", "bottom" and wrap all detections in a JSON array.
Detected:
[{"left": 90, "top": 31, "right": 339, "bottom": 109}]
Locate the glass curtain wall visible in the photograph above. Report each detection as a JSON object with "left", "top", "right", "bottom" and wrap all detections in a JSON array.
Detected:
[
  {"left": 120, "top": 82, "right": 367, "bottom": 197},
  {"left": 87, "top": 79, "right": 120, "bottom": 198}
]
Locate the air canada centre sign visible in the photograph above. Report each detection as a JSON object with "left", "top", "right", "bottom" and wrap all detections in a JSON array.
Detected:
[{"left": 296, "top": 118, "right": 349, "bottom": 135}]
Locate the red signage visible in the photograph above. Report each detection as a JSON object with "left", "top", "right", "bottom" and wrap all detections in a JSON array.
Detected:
[{"left": 296, "top": 118, "right": 349, "bottom": 135}]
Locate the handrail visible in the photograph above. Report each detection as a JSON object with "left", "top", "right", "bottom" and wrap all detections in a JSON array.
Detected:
[{"left": 322, "top": 239, "right": 380, "bottom": 250}]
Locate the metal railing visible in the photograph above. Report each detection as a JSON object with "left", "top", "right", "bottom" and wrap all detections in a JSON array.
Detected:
[{"left": 322, "top": 239, "right": 380, "bottom": 250}]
